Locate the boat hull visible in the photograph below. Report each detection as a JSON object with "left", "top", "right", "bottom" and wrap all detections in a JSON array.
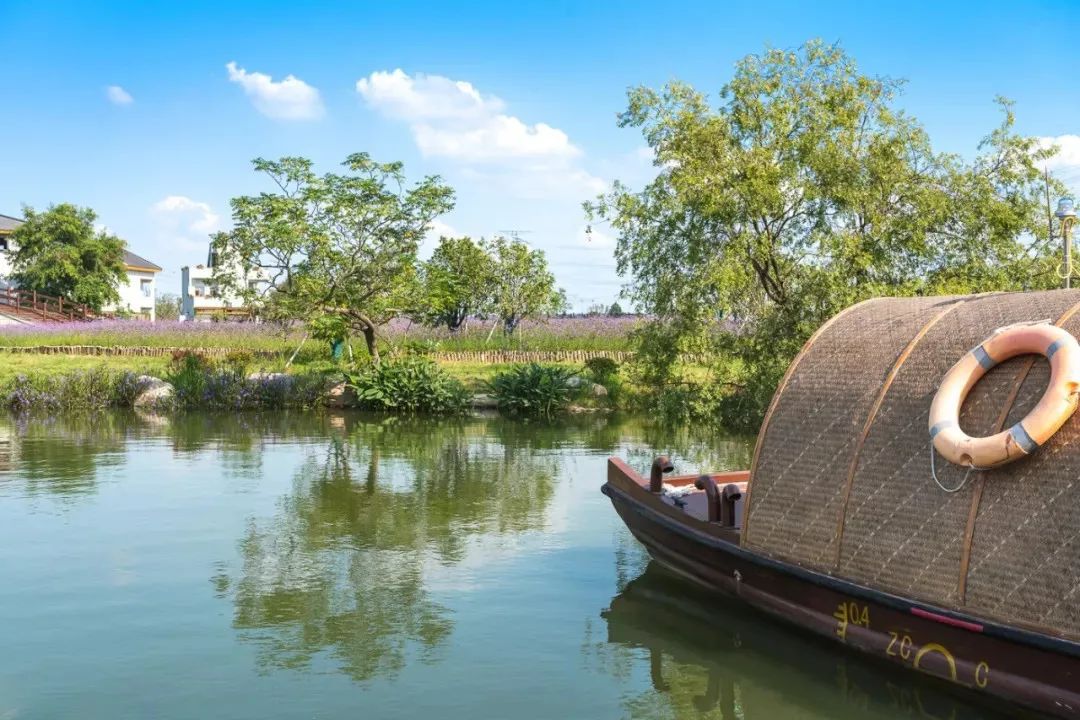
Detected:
[{"left": 604, "top": 467, "right": 1080, "bottom": 718}]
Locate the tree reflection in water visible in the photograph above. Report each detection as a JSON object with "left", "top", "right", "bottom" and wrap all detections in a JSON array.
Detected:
[
  {"left": 596, "top": 565, "right": 1017, "bottom": 720},
  {"left": 0, "top": 412, "right": 134, "bottom": 497},
  {"left": 223, "top": 415, "right": 558, "bottom": 683}
]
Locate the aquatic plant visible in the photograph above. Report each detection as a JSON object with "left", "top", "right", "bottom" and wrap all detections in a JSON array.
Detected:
[
  {"left": 488, "top": 363, "right": 578, "bottom": 417},
  {"left": 346, "top": 356, "right": 470, "bottom": 414}
]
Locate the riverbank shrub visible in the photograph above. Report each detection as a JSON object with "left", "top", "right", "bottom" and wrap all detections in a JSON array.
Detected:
[
  {"left": 2, "top": 368, "right": 145, "bottom": 411},
  {"left": 165, "top": 352, "right": 329, "bottom": 410},
  {"left": 584, "top": 356, "right": 623, "bottom": 403},
  {"left": 488, "top": 363, "right": 577, "bottom": 417},
  {"left": 346, "top": 356, "right": 470, "bottom": 414},
  {"left": 1, "top": 366, "right": 331, "bottom": 413}
]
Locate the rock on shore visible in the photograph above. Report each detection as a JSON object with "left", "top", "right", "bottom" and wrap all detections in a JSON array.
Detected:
[{"left": 133, "top": 376, "right": 174, "bottom": 407}]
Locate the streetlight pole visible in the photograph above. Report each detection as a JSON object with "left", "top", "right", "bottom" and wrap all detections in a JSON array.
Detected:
[{"left": 1056, "top": 197, "right": 1078, "bottom": 289}]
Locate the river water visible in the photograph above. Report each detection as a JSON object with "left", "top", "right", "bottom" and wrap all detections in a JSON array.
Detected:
[{"left": 0, "top": 412, "right": 1019, "bottom": 719}]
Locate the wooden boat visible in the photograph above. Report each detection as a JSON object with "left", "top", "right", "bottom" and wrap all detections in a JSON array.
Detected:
[
  {"left": 604, "top": 290, "right": 1080, "bottom": 718},
  {"left": 603, "top": 566, "right": 1016, "bottom": 718}
]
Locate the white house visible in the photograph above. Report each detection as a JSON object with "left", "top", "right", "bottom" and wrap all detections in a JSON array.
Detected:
[
  {"left": 0, "top": 213, "right": 21, "bottom": 288},
  {"left": 0, "top": 212, "right": 162, "bottom": 319},
  {"left": 181, "top": 244, "right": 266, "bottom": 321},
  {"left": 104, "top": 250, "right": 162, "bottom": 321}
]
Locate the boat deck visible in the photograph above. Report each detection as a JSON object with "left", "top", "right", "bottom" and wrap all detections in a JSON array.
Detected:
[{"left": 623, "top": 459, "right": 750, "bottom": 530}]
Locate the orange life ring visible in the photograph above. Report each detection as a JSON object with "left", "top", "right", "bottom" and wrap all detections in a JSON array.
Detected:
[{"left": 929, "top": 322, "right": 1080, "bottom": 468}]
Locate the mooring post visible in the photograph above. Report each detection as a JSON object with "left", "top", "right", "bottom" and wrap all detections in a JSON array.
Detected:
[
  {"left": 650, "top": 455, "right": 674, "bottom": 492},
  {"left": 695, "top": 475, "right": 721, "bottom": 521},
  {"left": 695, "top": 476, "right": 743, "bottom": 526}
]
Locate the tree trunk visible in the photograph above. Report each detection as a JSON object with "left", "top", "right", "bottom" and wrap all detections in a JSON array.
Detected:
[
  {"left": 362, "top": 324, "right": 379, "bottom": 364},
  {"left": 503, "top": 314, "right": 520, "bottom": 335}
]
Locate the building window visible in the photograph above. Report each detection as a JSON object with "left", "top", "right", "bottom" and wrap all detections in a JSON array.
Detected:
[
  {"left": 0, "top": 238, "right": 8, "bottom": 251},
  {"left": 140, "top": 279, "right": 153, "bottom": 298}
]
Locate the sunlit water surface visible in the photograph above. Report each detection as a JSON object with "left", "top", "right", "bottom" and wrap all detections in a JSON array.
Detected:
[{"left": 0, "top": 412, "right": 1019, "bottom": 719}]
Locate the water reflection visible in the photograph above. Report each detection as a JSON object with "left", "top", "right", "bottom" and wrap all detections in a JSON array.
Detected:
[
  {"left": 0, "top": 409, "right": 1026, "bottom": 719},
  {"left": 600, "top": 566, "right": 1021, "bottom": 720},
  {"left": 0, "top": 413, "right": 132, "bottom": 496},
  {"left": 0, "top": 410, "right": 752, "bottom": 501},
  {"left": 219, "top": 415, "right": 559, "bottom": 682}
]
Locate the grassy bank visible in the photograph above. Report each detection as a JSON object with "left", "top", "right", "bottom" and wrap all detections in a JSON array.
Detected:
[
  {"left": 0, "top": 353, "right": 583, "bottom": 395},
  {"left": 0, "top": 354, "right": 170, "bottom": 384},
  {"left": 0, "top": 352, "right": 623, "bottom": 415},
  {"left": 0, "top": 318, "right": 643, "bottom": 415}
]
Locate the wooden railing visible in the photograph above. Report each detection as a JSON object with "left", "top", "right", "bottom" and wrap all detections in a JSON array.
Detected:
[{"left": 0, "top": 287, "right": 92, "bottom": 322}]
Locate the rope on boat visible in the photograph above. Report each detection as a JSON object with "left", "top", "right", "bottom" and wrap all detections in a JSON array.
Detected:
[{"left": 929, "top": 443, "right": 978, "bottom": 493}]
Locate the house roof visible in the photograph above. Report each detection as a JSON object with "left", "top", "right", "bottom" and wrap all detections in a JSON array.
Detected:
[
  {"left": 0, "top": 214, "right": 24, "bottom": 233},
  {"left": 123, "top": 249, "right": 162, "bottom": 272}
]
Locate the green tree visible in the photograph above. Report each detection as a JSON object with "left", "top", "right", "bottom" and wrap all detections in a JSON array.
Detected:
[
  {"left": 419, "top": 236, "right": 495, "bottom": 330},
  {"left": 10, "top": 204, "right": 127, "bottom": 311},
  {"left": 607, "top": 301, "right": 624, "bottom": 316},
  {"left": 155, "top": 292, "right": 181, "bottom": 321},
  {"left": 587, "top": 40, "right": 1064, "bottom": 430},
  {"left": 488, "top": 236, "right": 566, "bottom": 335},
  {"left": 213, "top": 153, "right": 455, "bottom": 362}
]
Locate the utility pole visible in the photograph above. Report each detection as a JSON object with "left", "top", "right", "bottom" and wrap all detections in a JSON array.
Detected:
[{"left": 1056, "top": 197, "right": 1078, "bottom": 289}]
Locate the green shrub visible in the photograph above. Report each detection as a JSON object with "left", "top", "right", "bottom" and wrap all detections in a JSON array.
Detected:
[
  {"left": 166, "top": 351, "right": 211, "bottom": 407},
  {"left": 488, "top": 363, "right": 577, "bottom": 417},
  {"left": 3, "top": 368, "right": 147, "bottom": 412},
  {"left": 399, "top": 339, "right": 440, "bottom": 357},
  {"left": 168, "top": 364, "right": 331, "bottom": 411},
  {"left": 584, "top": 356, "right": 619, "bottom": 383},
  {"left": 346, "top": 356, "right": 469, "bottom": 414},
  {"left": 221, "top": 349, "right": 255, "bottom": 374}
]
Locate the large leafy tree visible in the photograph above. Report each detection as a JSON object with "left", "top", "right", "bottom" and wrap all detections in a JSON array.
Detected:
[
  {"left": 10, "top": 203, "right": 127, "bottom": 311},
  {"left": 488, "top": 236, "right": 567, "bottom": 335},
  {"left": 213, "top": 153, "right": 455, "bottom": 362},
  {"left": 587, "top": 40, "right": 1064, "bottom": 429},
  {"left": 418, "top": 236, "right": 495, "bottom": 330}
]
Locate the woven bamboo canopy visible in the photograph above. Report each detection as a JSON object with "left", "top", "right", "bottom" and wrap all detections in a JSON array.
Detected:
[{"left": 743, "top": 289, "right": 1080, "bottom": 641}]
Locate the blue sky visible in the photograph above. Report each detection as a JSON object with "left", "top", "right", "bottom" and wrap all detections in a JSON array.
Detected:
[{"left": 2, "top": 0, "right": 1079, "bottom": 309}]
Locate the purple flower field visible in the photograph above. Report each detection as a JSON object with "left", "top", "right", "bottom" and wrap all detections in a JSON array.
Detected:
[
  {"left": 0, "top": 315, "right": 642, "bottom": 352},
  {"left": 384, "top": 315, "right": 642, "bottom": 351},
  {"left": 0, "top": 320, "right": 302, "bottom": 351}
]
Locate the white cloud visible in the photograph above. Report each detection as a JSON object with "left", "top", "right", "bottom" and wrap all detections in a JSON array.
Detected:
[
  {"left": 150, "top": 196, "right": 221, "bottom": 256},
  {"left": 226, "top": 62, "right": 324, "bottom": 121},
  {"left": 356, "top": 69, "right": 602, "bottom": 197},
  {"left": 427, "top": 219, "right": 458, "bottom": 239},
  {"left": 357, "top": 69, "right": 580, "bottom": 162},
  {"left": 1037, "top": 135, "right": 1080, "bottom": 188},
  {"left": 356, "top": 69, "right": 503, "bottom": 122},
  {"left": 106, "top": 85, "right": 133, "bottom": 106},
  {"left": 413, "top": 117, "right": 579, "bottom": 161}
]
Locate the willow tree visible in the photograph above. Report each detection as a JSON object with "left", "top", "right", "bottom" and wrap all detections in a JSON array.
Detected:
[
  {"left": 587, "top": 40, "right": 1064, "bottom": 429},
  {"left": 213, "top": 153, "right": 455, "bottom": 362}
]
